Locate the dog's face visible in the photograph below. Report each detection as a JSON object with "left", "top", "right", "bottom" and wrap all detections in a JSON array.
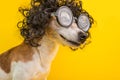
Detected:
[
  {"left": 46, "top": 6, "right": 91, "bottom": 48},
  {"left": 47, "top": 15, "right": 89, "bottom": 48}
]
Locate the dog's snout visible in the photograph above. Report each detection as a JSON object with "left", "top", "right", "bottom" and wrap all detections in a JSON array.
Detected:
[{"left": 78, "top": 32, "right": 87, "bottom": 42}]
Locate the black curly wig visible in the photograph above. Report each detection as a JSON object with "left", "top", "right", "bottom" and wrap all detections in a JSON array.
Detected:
[{"left": 17, "top": 0, "right": 94, "bottom": 47}]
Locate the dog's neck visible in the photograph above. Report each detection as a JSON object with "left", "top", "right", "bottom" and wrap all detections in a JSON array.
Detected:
[{"left": 34, "top": 34, "right": 59, "bottom": 67}]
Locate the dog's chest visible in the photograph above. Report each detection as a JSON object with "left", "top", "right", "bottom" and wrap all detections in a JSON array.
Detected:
[
  {"left": 0, "top": 53, "right": 50, "bottom": 80},
  {"left": 12, "top": 53, "right": 51, "bottom": 80}
]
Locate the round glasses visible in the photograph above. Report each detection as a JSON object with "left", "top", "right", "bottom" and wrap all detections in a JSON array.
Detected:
[{"left": 53, "top": 6, "right": 90, "bottom": 32}]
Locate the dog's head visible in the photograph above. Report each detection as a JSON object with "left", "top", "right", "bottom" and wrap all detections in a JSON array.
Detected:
[
  {"left": 47, "top": 9, "right": 91, "bottom": 48},
  {"left": 18, "top": 0, "right": 94, "bottom": 48}
]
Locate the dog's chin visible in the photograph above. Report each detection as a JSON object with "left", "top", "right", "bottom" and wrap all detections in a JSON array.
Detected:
[{"left": 59, "top": 35, "right": 81, "bottom": 47}]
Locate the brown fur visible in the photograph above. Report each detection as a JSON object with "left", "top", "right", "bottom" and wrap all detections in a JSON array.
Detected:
[{"left": 0, "top": 42, "right": 34, "bottom": 73}]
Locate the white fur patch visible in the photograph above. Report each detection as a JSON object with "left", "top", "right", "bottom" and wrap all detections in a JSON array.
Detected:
[{"left": 0, "top": 68, "right": 10, "bottom": 80}]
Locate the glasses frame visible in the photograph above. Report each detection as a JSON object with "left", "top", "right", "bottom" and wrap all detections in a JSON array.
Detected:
[{"left": 51, "top": 6, "right": 91, "bottom": 31}]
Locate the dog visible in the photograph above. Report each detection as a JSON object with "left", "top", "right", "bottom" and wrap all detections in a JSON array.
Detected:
[{"left": 0, "top": 0, "right": 93, "bottom": 80}]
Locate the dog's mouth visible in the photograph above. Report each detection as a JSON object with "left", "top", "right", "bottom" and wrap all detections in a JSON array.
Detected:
[{"left": 60, "top": 35, "right": 80, "bottom": 46}]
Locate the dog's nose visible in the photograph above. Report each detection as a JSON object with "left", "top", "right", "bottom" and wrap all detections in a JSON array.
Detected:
[{"left": 78, "top": 32, "right": 87, "bottom": 43}]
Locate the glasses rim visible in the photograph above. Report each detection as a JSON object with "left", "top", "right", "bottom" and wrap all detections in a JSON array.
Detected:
[
  {"left": 51, "top": 6, "right": 91, "bottom": 31},
  {"left": 78, "top": 13, "right": 90, "bottom": 32},
  {"left": 55, "top": 6, "right": 73, "bottom": 28}
]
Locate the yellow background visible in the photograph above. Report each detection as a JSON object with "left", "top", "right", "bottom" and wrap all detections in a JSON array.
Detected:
[{"left": 0, "top": 0, "right": 120, "bottom": 80}]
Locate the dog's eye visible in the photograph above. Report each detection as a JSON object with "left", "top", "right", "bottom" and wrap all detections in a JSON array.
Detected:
[
  {"left": 78, "top": 14, "right": 90, "bottom": 32},
  {"left": 56, "top": 6, "right": 73, "bottom": 28}
]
